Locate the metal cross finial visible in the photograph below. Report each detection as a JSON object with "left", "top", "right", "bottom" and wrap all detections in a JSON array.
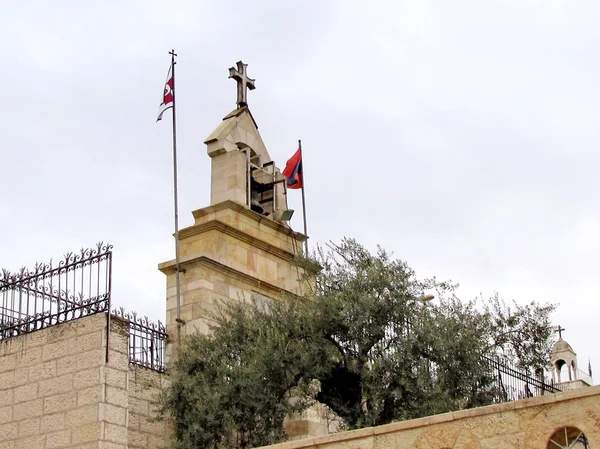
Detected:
[
  {"left": 228, "top": 61, "right": 255, "bottom": 108},
  {"left": 555, "top": 325, "right": 566, "bottom": 339}
]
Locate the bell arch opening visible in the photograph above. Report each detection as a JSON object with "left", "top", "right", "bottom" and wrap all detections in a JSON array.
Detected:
[{"left": 555, "top": 359, "right": 569, "bottom": 382}]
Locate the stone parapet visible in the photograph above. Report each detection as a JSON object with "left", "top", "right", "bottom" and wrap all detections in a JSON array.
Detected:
[{"left": 257, "top": 385, "right": 600, "bottom": 449}]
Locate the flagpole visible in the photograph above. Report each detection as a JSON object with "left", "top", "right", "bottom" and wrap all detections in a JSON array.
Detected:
[
  {"left": 298, "top": 139, "right": 308, "bottom": 255},
  {"left": 169, "top": 49, "right": 182, "bottom": 345}
]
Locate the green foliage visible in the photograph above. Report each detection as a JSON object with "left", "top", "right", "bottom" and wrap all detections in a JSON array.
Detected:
[{"left": 159, "top": 237, "right": 556, "bottom": 449}]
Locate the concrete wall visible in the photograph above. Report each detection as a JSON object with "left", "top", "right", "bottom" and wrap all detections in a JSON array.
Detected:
[
  {"left": 259, "top": 385, "right": 600, "bottom": 449},
  {"left": 0, "top": 313, "right": 169, "bottom": 449}
]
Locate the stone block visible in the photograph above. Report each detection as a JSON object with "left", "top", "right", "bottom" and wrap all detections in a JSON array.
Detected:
[
  {"left": 0, "top": 405, "right": 12, "bottom": 424},
  {"left": 128, "top": 410, "right": 141, "bottom": 429},
  {"left": 129, "top": 397, "right": 149, "bottom": 416},
  {"left": 99, "top": 403, "right": 127, "bottom": 426},
  {"left": 77, "top": 348, "right": 105, "bottom": 371},
  {"left": 0, "top": 421, "right": 19, "bottom": 440},
  {"left": 140, "top": 415, "right": 164, "bottom": 435},
  {"left": 0, "top": 354, "right": 17, "bottom": 373},
  {"left": 147, "top": 433, "right": 168, "bottom": 448},
  {"left": 480, "top": 433, "right": 524, "bottom": 449},
  {"left": 46, "top": 321, "right": 78, "bottom": 343},
  {"left": 45, "top": 430, "right": 72, "bottom": 449},
  {"left": 0, "top": 368, "right": 29, "bottom": 389},
  {"left": 128, "top": 429, "right": 148, "bottom": 447},
  {"left": 39, "top": 373, "right": 73, "bottom": 397},
  {"left": 13, "top": 398, "right": 43, "bottom": 420},
  {"left": 186, "top": 279, "right": 214, "bottom": 292},
  {"left": 0, "top": 442, "right": 14, "bottom": 449},
  {"left": 18, "top": 417, "right": 40, "bottom": 437},
  {"left": 73, "top": 367, "right": 101, "bottom": 390},
  {"left": 0, "top": 390, "right": 12, "bottom": 407},
  {"left": 129, "top": 369, "right": 166, "bottom": 400},
  {"left": 69, "top": 330, "right": 103, "bottom": 353},
  {"left": 184, "top": 318, "right": 210, "bottom": 335},
  {"left": 24, "top": 330, "right": 47, "bottom": 347},
  {"left": 76, "top": 314, "right": 108, "bottom": 335},
  {"left": 17, "top": 346, "right": 42, "bottom": 367},
  {"left": 105, "top": 386, "right": 128, "bottom": 408},
  {"left": 104, "top": 367, "right": 128, "bottom": 390},
  {"left": 55, "top": 353, "right": 79, "bottom": 376},
  {"left": 41, "top": 340, "right": 70, "bottom": 362},
  {"left": 29, "top": 360, "right": 56, "bottom": 381},
  {"left": 14, "top": 434, "right": 44, "bottom": 449},
  {"left": 40, "top": 412, "right": 66, "bottom": 433},
  {"left": 13, "top": 383, "right": 38, "bottom": 403},
  {"left": 148, "top": 432, "right": 168, "bottom": 449},
  {"left": 107, "top": 331, "right": 128, "bottom": 355},
  {"left": 71, "top": 422, "right": 101, "bottom": 444},
  {"left": 106, "top": 350, "right": 129, "bottom": 372},
  {"left": 65, "top": 404, "right": 98, "bottom": 426},
  {"left": 104, "top": 423, "right": 128, "bottom": 444},
  {"left": 44, "top": 392, "right": 77, "bottom": 414},
  {"left": 77, "top": 385, "right": 102, "bottom": 406}
]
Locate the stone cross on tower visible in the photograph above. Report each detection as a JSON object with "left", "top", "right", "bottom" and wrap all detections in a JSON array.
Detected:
[
  {"left": 228, "top": 60, "right": 255, "bottom": 108},
  {"left": 555, "top": 325, "right": 566, "bottom": 339}
]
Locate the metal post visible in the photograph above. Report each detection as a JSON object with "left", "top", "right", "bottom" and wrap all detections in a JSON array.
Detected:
[
  {"left": 298, "top": 140, "right": 308, "bottom": 255},
  {"left": 169, "top": 49, "right": 182, "bottom": 345},
  {"left": 245, "top": 148, "right": 251, "bottom": 208}
]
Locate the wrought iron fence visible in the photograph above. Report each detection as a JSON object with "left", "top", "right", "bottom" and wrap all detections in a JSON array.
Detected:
[
  {"left": 0, "top": 243, "right": 112, "bottom": 340},
  {"left": 113, "top": 307, "right": 168, "bottom": 373},
  {"left": 482, "top": 354, "right": 561, "bottom": 402}
]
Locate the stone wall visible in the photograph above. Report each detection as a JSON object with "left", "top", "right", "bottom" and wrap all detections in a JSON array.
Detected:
[
  {"left": 159, "top": 200, "right": 308, "bottom": 343},
  {"left": 128, "top": 365, "right": 169, "bottom": 449},
  {"left": 0, "top": 313, "right": 169, "bottom": 449},
  {"left": 259, "top": 385, "right": 600, "bottom": 449},
  {"left": 0, "top": 314, "right": 109, "bottom": 449}
]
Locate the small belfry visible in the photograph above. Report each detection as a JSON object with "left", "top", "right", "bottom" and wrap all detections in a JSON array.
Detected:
[
  {"left": 205, "top": 60, "right": 294, "bottom": 222},
  {"left": 549, "top": 325, "right": 593, "bottom": 390}
]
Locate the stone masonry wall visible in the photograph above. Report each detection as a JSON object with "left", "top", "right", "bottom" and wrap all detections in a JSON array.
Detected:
[
  {"left": 0, "top": 313, "right": 110, "bottom": 449},
  {"left": 259, "top": 385, "right": 600, "bottom": 449},
  {"left": 128, "top": 365, "right": 169, "bottom": 449},
  {"left": 0, "top": 313, "right": 169, "bottom": 449}
]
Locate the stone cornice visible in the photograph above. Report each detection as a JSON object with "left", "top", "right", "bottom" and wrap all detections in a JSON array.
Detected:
[
  {"left": 158, "top": 255, "right": 300, "bottom": 299},
  {"left": 178, "top": 220, "right": 298, "bottom": 263},
  {"left": 191, "top": 200, "right": 308, "bottom": 242}
]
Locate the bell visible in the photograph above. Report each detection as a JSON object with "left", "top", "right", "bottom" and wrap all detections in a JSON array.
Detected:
[
  {"left": 250, "top": 188, "right": 265, "bottom": 214},
  {"left": 251, "top": 197, "right": 264, "bottom": 215}
]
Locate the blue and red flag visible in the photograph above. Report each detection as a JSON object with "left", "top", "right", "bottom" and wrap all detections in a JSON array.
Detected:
[{"left": 282, "top": 148, "right": 303, "bottom": 189}]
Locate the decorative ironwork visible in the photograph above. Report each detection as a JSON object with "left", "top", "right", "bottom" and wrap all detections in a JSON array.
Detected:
[
  {"left": 0, "top": 243, "right": 112, "bottom": 340},
  {"left": 482, "top": 354, "right": 561, "bottom": 403},
  {"left": 112, "top": 307, "right": 168, "bottom": 373}
]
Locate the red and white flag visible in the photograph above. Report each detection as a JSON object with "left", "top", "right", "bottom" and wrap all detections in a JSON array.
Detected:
[{"left": 156, "top": 64, "right": 174, "bottom": 122}]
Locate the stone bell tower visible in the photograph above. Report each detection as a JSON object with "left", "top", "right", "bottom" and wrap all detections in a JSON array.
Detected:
[
  {"left": 158, "top": 60, "right": 327, "bottom": 440},
  {"left": 158, "top": 61, "right": 308, "bottom": 345}
]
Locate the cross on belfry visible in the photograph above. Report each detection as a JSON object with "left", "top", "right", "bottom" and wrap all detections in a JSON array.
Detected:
[
  {"left": 555, "top": 325, "right": 566, "bottom": 339},
  {"left": 228, "top": 61, "right": 255, "bottom": 108}
]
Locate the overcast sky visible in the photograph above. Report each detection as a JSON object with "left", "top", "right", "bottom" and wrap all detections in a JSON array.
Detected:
[{"left": 1, "top": 0, "right": 598, "bottom": 381}]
